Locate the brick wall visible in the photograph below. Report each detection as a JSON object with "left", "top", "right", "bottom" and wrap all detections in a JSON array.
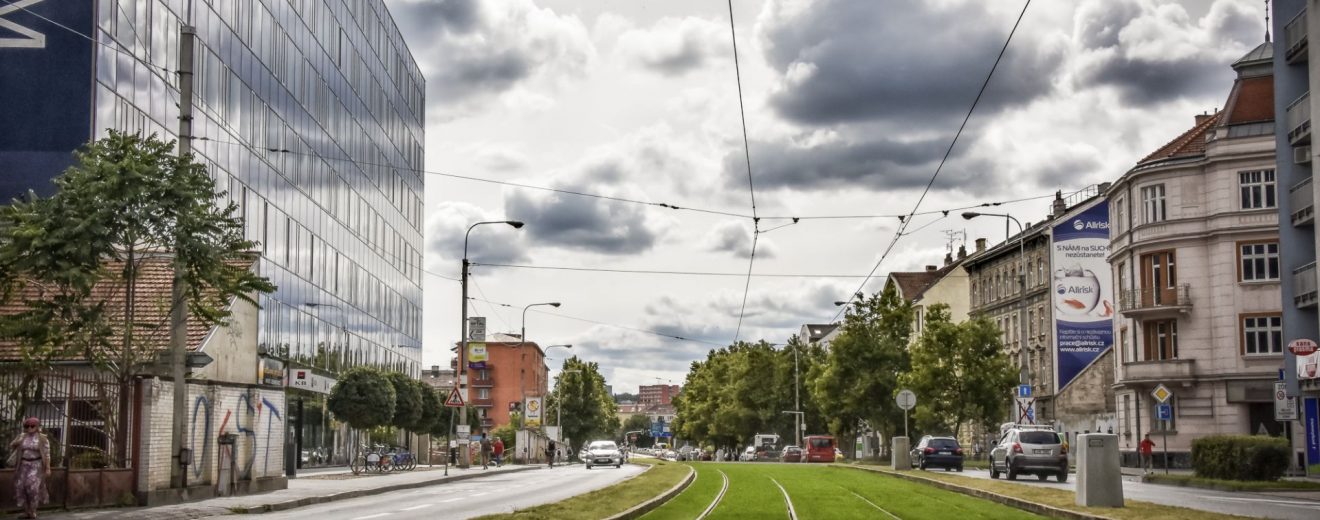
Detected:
[{"left": 139, "top": 377, "right": 286, "bottom": 493}]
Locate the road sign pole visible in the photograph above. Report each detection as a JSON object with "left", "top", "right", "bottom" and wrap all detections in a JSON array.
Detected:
[
  {"left": 904, "top": 408, "right": 908, "bottom": 439},
  {"left": 1163, "top": 424, "right": 1169, "bottom": 475}
]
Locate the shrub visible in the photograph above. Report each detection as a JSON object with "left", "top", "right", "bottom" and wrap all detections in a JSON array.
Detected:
[
  {"left": 387, "top": 372, "right": 423, "bottom": 431},
  {"left": 1191, "top": 435, "right": 1289, "bottom": 481},
  {"left": 327, "top": 367, "right": 395, "bottom": 429}
]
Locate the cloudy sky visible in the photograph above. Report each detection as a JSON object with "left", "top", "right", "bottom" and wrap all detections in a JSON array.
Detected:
[{"left": 386, "top": 0, "right": 1266, "bottom": 393}]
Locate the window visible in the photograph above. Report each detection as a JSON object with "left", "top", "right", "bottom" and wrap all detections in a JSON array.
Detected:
[
  {"left": 1141, "top": 184, "right": 1166, "bottom": 223},
  {"left": 1239, "top": 169, "right": 1277, "bottom": 209},
  {"left": 1241, "top": 314, "right": 1283, "bottom": 355},
  {"left": 478, "top": 388, "right": 490, "bottom": 399},
  {"left": 1239, "top": 242, "right": 1280, "bottom": 281},
  {"left": 1140, "top": 251, "right": 1177, "bottom": 304},
  {"left": 478, "top": 369, "right": 489, "bottom": 380},
  {"left": 1120, "top": 327, "right": 1130, "bottom": 363},
  {"left": 1028, "top": 309, "right": 1035, "bottom": 337},
  {"left": 1114, "top": 196, "right": 1126, "bottom": 233},
  {"left": 1142, "top": 320, "right": 1178, "bottom": 360}
]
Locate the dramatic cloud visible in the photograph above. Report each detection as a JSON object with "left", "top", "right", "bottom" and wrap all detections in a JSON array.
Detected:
[
  {"left": 615, "top": 17, "right": 727, "bottom": 75},
  {"left": 724, "top": 134, "right": 971, "bottom": 191},
  {"left": 702, "top": 221, "right": 779, "bottom": 259},
  {"left": 425, "top": 201, "right": 529, "bottom": 268},
  {"left": 390, "top": 0, "right": 595, "bottom": 119}
]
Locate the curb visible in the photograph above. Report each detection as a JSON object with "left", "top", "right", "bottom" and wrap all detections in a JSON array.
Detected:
[
  {"left": 233, "top": 466, "right": 539, "bottom": 514},
  {"left": 604, "top": 463, "right": 696, "bottom": 520},
  {"left": 847, "top": 466, "right": 1108, "bottom": 520}
]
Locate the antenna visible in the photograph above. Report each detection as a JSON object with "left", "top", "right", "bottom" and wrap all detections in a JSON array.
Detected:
[
  {"left": 941, "top": 229, "right": 966, "bottom": 254},
  {"left": 1265, "top": 0, "right": 1271, "bottom": 43}
]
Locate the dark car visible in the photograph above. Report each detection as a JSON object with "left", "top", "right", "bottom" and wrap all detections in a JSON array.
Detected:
[
  {"left": 910, "top": 436, "right": 964, "bottom": 471},
  {"left": 780, "top": 445, "right": 803, "bottom": 463}
]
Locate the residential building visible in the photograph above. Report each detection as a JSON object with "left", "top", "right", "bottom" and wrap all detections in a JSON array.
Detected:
[
  {"left": 452, "top": 333, "right": 550, "bottom": 431},
  {"left": 885, "top": 245, "right": 972, "bottom": 339},
  {"left": 1109, "top": 43, "right": 1283, "bottom": 467},
  {"left": 800, "top": 323, "right": 840, "bottom": 345},
  {"left": 0, "top": 0, "right": 425, "bottom": 470},
  {"left": 422, "top": 366, "right": 457, "bottom": 392},
  {"left": 1274, "top": 0, "right": 1320, "bottom": 476},
  {"left": 639, "top": 384, "right": 681, "bottom": 406}
]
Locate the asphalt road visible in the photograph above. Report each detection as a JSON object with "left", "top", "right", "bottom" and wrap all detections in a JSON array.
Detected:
[
  {"left": 941, "top": 467, "right": 1320, "bottom": 520},
  {"left": 246, "top": 463, "right": 645, "bottom": 520}
]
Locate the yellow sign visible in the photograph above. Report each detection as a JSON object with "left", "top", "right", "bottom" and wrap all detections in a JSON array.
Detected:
[
  {"left": 525, "top": 397, "right": 542, "bottom": 428},
  {"left": 468, "top": 342, "right": 488, "bottom": 369},
  {"left": 1151, "top": 384, "right": 1173, "bottom": 404}
]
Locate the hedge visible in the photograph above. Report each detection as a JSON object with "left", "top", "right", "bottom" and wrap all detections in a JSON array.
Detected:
[{"left": 1190, "top": 435, "right": 1289, "bottom": 481}]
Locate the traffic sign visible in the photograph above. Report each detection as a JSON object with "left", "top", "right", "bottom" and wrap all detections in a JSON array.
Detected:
[
  {"left": 1275, "top": 382, "right": 1298, "bottom": 421},
  {"left": 1156, "top": 403, "right": 1172, "bottom": 421},
  {"left": 444, "top": 386, "right": 465, "bottom": 408},
  {"left": 1017, "top": 384, "right": 1032, "bottom": 398},
  {"left": 895, "top": 389, "right": 916, "bottom": 410},
  {"left": 1289, "top": 338, "right": 1318, "bottom": 357},
  {"left": 1016, "top": 398, "right": 1036, "bottom": 424},
  {"left": 1151, "top": 384, "right": 1173, "bottom": 404}
]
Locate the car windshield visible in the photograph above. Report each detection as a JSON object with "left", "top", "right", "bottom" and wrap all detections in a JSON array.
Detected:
[
  {"left": 809, "top": 438, "right": 833, "bottom": 448},
  {"left": 589, "top": 441, "right": 617, "bottom": 450},
  {"left": 1018, "top": 431, "right": 1059, "bottom": 444},
  {"left": 929, "top": 439, "right": 959, "bottom": 449}
]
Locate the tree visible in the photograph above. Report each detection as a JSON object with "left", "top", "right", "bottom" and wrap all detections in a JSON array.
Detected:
[
  {"left": 0, "top": 131, "right": 274, "bottom": 466},
  {"left": 386, "top": 372, "right": 423, "bottom": 431},
  {"left": 415, "top": 383, "right": 442, "bottom": 434},
  {"left": 613, "top": 392, "right": 639, "bottom": 403},
  {"left": 900, "top": 305, "right": 1017, "bottom": 439},
  {"left": 809, "top": 284, "right": 913, "bottom": 459},
  {"left": 620, "top": 414, "right": 653, "bottom": 446},
  {"left": 546, "top": 356, "right": 618, "bottom": 458},
  {"left": 328, "top": 367, "right": 396, "bottom": 430}
]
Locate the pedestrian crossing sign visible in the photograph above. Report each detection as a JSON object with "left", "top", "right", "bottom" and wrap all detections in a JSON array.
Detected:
[{"left": 444, "top": 386, "right": 465, "bottom": 408}]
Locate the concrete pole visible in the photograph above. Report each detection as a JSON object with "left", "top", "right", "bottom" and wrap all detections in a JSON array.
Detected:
[
  {"left": 168, "top": 24, "right": 196, "bottom": 490},
  {"left": 459, "top": 254, "right": 470, "bottom": 469}
]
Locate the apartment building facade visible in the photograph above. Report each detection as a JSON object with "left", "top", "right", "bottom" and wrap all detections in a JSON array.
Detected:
[{"left": 1108, "top": 43, "right": 1285, "bottom": 466}]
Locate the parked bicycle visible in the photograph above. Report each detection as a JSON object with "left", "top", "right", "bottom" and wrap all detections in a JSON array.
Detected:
[
  {"left": 389, "top": 446, "right": 416, "bottom": 471},
  {"left": 350, "top": 444, "right": 395, "bottom": 475}
]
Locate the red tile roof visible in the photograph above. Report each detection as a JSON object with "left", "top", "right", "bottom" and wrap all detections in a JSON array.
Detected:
[
  {"left": 1222, "top": 76, "right": 1274, "bottom": 125},
  {"left": 0, "top": 256, "right": 254, "bottom": 362},
  {"left": 889, "top": 261, "right": 962, "bottom": 302},
  {"left": 1137, "top": 112, "right": 1221, "bottom": 165}
]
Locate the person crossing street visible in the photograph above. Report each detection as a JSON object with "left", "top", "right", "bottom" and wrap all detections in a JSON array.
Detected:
[{"left": 492, "top": 436, "right": 505, "bottom": 467}]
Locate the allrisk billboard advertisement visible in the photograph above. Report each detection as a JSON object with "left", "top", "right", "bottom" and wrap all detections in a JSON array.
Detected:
[
  {"left": 0, "top": 0, "right": 96, "bottom": 199},
  {"left": 1052, "top": 200, "right": 1114, "bottom": 391}
]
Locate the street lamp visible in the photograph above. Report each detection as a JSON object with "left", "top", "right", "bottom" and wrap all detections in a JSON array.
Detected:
[
  {"left": 460, "top": 220, "right": 523, "bottom": 468},
  {"left": 520, "top": 302, "right": 561, "bottom": 424},
  {"left": 962, "top": 211, "right": 1031, "bottom": 395}
]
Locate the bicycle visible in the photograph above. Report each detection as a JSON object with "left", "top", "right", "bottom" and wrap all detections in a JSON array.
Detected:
[
  {"left": 350, "top": 445, "right": 395, "bottom": 475},
  {"left": 389, "top": 446, "right": 416, "bottom": 471}
]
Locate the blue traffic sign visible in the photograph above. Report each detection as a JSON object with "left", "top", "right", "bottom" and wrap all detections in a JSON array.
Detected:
[
  {"left": 1156, "top": 403, "right": 1172, "bottom": 421},
  {"left": 1018, "top": 385, "right": 1032, "bottom": 398}
]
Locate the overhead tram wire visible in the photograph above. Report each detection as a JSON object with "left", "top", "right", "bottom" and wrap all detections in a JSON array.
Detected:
[
  {"left": 830, "top": 0, "right": 1033, "bottom": 323},
  {"left": 469, "top": 262, "right": 875, "bottom": 279},
  {"left": 728, "top": 0, "right": 759, "bottom": 344},
  {"left": 467, "top": 296, "right": 727, "bottom": 348}
]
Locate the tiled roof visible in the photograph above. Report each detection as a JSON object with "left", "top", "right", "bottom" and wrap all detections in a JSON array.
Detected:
[
  {"left": 1137, "top": 112, "right": 1221, "bottom": 165},
  {"left": 889, "top": 261, "right": 961, "bottom": 302},
  {"left": 1221, "top": 76, "right": 1274, "bottom": 125},
  {"left": 0, "top": 256, "right": 254, "bottom": 362}
]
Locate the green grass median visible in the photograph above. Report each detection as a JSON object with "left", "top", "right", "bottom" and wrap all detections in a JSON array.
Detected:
[{"left": 470, "top": 459, "right": 689, "bottom": 520}]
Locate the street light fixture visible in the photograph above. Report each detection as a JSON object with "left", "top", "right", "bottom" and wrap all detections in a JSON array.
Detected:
[
  {"left": 519, "top": 302, "right": 562, "bottom": 431},
  {"left": 962, "top": 211, "right": 1032, "bottom": 392},
  {"left": 460, "top": 220, "right": 524, "bottom": 468}
]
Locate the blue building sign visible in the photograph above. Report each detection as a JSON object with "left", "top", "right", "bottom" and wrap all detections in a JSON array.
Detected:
[
  {"left": 1306, "top": 398, "right": 1320, "bottom": 476},
  {"left": 0, "top": 0, "right": 96, "bottom": 200},
  {"left": 1051, "top": 201, "right": 1113, "bottom": 391}
]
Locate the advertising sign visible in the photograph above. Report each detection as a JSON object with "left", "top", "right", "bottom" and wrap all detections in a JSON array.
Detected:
[
  {"left": 259, "top": 357, "right": 285, "bottom": 387},
  {"left": 524, "top": 397, "right": 542, "bottom": 429},
  {"left": 1306, "top": 398, "right": 1320, "bottom": 476},
  {"left": 468, "top": 317, "right": 486, "bottom": 341},
  {"left": 286, "top": 369, "right": 336, "bottom": 395},
  {"left": 0, "top": 0, "right": 95, "bottom": 199},
  {"left": 1051, "top": 200, "right": 1113, "bottom": 391},
  {"left": 467, "top": 342, "right": 488, "bottom": 370},
  {"left": 1299, "top": 351, "right": 1320, "bottom": 380}
]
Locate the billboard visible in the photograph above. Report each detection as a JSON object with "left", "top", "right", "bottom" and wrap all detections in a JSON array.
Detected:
[
  {"left": 524, "top": 397, "right": 542, "bottom": 429},
  {"left": 467, "top": 342, "right": 487, "bottom": 369},
  {"left": 0, "top": 0, "right": 96, "bottom": 199},
  {"left": 1052, "top": 200, "right": 1113, "bottom": 391}
]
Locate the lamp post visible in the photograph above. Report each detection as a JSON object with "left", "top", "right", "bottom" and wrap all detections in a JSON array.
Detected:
[
  {"left": 520, "top": 302, "right": 561, "bottom": 427},
  {"left": 963, "top": 212, "right": 1032, "bottom": 412},
  {"left": 460, "top": 220, "right": 523, "bottom": 468}
]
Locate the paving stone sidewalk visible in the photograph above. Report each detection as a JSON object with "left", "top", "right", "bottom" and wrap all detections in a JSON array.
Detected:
[{"left": 38, "top": 463, "right": 539, "bottom": 520}]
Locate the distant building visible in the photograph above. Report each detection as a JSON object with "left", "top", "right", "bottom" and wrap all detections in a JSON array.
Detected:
[
  {"left": 639, "top": 384, "right": 681, "bottom": 406},
  {"left": 452, "top": 333, "right": 550, "bottom": 431},
  {"left": 422, "top": 366, "right": 457, "bottom": 391},
  {"left": 886, "top": 245, "right": 972, "bottom": 341},
  {"left": 799, "top": 323, "right": 840, "bottom": 345}
]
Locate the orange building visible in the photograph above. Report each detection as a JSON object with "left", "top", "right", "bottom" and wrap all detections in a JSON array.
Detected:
[{"left": 453, "top": 333, "right": 550, "bottom": 431}]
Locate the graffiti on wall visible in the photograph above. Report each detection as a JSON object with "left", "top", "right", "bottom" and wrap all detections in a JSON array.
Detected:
[{"left": 189, "top": 395, "right": 212, "bottom": 479}]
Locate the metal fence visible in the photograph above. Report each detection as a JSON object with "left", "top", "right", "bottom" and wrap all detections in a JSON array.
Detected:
[{"left": 0, "top": 367, "right": 134, "bottom": 470}]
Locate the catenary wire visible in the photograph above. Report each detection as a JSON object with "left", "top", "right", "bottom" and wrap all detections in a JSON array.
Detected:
[
  {"left": 466, "top": 296, "right": 727, "bottom": 347},
  {"left": 469, "top": 262, "right": 876, "bottom": 279},
  {"left": 727, "top": 0, "right": 759, "bottom": 344},
  {"left": 830, "top": 0, "right": 1033, "bottom": 322}
]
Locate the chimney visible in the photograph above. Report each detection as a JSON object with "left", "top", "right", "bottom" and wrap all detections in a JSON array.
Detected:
[
  {"left": 1052, "top": 190, "right": 1066, "bottom": 216},
  {"left": 1098, "top": 181, "right": 1112, "bottom": 194},
  {"left": 957, "top": 244, "right": 967, "bottom": 259},
  {"left": 944, "top": 252, "right": 953, "bottom": 266},
  {"left": 975, "top": 238, "right": 987, "bottom": 252},
  {"left": 1194, "top": 112, "right": 1210, "bottom": 125},
  {"left": 925, "top": 265, "right": 937, "bottom": 272},
  {"left": 431, "top": 365, "right": 440, "bottom": 376}
]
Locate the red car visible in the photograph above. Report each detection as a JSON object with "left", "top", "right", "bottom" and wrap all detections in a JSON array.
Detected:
[{"left": 805, "top": 435, "right": 836, "bottom": 463}]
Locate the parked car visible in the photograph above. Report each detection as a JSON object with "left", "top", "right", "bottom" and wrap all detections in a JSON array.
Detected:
[
  {"left": 741, "top": 446, "right": 757, "bottom": 461},
  {"left": 804, "top": 435, "right": 836, "bottom": 463},
  {"left": 584, "top": 440, "right": 624, "bottom": 469},
  {"left": 910, "top": 436, "right": 964, "bottom": 471},
  {"left": 990, "top": 426, "right": 1068, "bottom": 482},
  {"left": 780, "top": 445, "right": 803, "bottom": 463}
]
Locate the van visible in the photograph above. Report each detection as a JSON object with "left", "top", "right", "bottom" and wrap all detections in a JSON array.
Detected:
[{"left": 804, "top": 435, "right": 836, "bottom": 463}]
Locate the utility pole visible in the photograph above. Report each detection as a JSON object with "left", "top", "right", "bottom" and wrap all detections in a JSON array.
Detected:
[{"left": 168, "top": 24, "right": 196, "bottom": 490}]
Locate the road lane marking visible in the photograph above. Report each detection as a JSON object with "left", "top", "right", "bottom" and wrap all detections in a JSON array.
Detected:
[
  {"left": 1200, "top": 496, "right": 1320, "bottom": 508},
  {"left": 352, "top": 514, "right": 390, "bottom": 520},
  {"left": 770, "top": 477, "right": 798, "bottom": 520},
  {"left": 695, "top": 469, "right": 729, "bottom": 520},
  {"left": 440, "top": 497, "right": 462, "bottom": 503},
  {"left": 401, "top": 504, "right": 432, "bottom": 511},
  {"left": 851, "top": 491, "right": 902, "bottom": 520},
  {"left": 472, "top": 492, "right": 490, "bottom": 497}
]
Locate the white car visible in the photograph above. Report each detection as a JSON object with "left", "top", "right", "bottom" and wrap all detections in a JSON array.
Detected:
[{"left": 584, "top": 440, "right": 624, "bottom": 469}]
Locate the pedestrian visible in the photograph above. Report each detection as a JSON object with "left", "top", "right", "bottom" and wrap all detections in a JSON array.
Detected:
[
  {"left": 479, "top": 435, "right": 493, "bottom": 470},
  {"left": 449, "top": 439, "right": 458, "bottom": 465},
  {"left": 8, "top": 417, "right": 51, "bottom": 519},
  {"left": 492, "top": 436, "right": 505, "bottom": 467},
  {"left": 1139, "top": 433, "right": 1156, "bottom": 472},
  {"left": 545, "top": 441, "right": 556, "bottom": 468}
]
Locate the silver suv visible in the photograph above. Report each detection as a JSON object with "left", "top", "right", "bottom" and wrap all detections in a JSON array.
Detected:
[{"left": 989, "top": 425, "right": 1068, "bottom": 482}]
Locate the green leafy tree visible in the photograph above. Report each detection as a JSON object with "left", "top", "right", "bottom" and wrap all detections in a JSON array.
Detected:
[
  {"left": 900, "top": 305, "right": 1017, "bottom": 438},
  {"left": 546, "top": 356, "right": 618, "bottom": 458},
  {"left": 620, "top": 413, "right": 653, "bottom": 446},
  {"left": 386, "top": 372, "right": 423, "bottom": 431},
  {"left": 328, "top": 367, "right": 396, "bottom": 429},
  {"left": 414, "top": 381, "right": 442, "bottom": 433},
  {"left": 809, "top": 285, "right": 913, "bottom": 458},
  {"left": 0, "top": 131, "right": 274, "bottom": 465}
]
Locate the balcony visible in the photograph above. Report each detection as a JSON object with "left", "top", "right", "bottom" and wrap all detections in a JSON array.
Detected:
[
  {"left": 470, "top": 375, "right": 494, "bottom": 387},
  {"left": 471, "top": 398, "right": 494, "bottom": 407},
  {"left": 1118, "top": 284, "right": 1192, "bottom": 316},
  {"left": 1122, "top": 359, "right": 1196, "bottom": 383},
  {"left": 1296, "top": 262, "right": 1317, "bottom": 309},
  {"left": 1292, "top": 177, "right": 1315, "bottom": 227},
  {"left": 1288, "top": 92, "right": 1311, "bottom": 145},
  {"left": 1286, "top": 10, "right": 1309, "bottom": 63}
]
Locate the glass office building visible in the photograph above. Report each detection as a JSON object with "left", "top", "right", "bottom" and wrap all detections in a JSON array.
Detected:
[{"left": 0, "top": 0, "right": 424, "bottom": 466}]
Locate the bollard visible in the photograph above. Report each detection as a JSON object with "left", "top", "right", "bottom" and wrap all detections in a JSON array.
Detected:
[
  {"left": 891, "top": 437, "right": 911, "bottom": 470},
  {"left": 1076, "top": 433, "right": 1124, "bottom": 507}
]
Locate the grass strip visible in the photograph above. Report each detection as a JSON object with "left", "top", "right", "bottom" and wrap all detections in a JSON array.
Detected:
[
  {"left": 704, "top": 464, "right": 789, "bottom": 520},
  {"left": 640, "top": 464, "right": 725, "bottom": 520},
  {"left": 859, "top": 465, "right": 1254, "bottom": 520},
  {"left": 1144, "top": 473, "right": 1320, "bottom": 492},
  {"left": 471, "top": 459, "right": 688, "bottom": 520}
]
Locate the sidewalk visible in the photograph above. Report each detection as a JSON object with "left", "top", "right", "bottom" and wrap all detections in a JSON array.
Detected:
[{"left": 43, "top": 463, "right": 542, "bottom": 520}]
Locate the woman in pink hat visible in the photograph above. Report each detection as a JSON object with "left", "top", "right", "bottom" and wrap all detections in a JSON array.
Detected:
[{"left": 8, "top": 417, "right": 50, "bottom": 519}]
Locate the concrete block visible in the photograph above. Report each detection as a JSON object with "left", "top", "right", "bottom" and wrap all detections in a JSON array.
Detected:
[
  {"left": 1076, "top": 433, "right": 1124, "bottom": 508},
  {"left": 891, "top": 437, "right": 911, "bottom": 470}
]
